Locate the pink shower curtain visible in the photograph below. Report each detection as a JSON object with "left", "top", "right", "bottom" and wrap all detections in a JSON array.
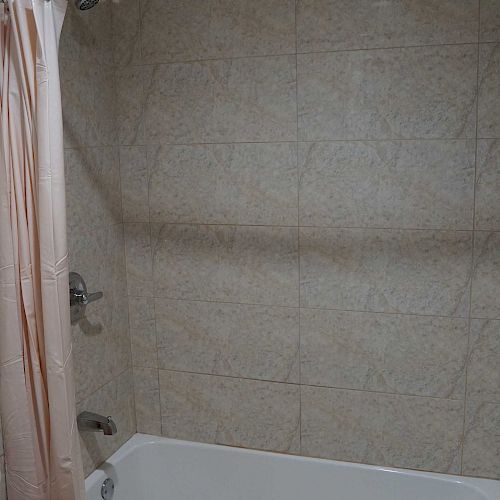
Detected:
[{"left": 0, "top": 0, "right": 84, "bottom": 499}]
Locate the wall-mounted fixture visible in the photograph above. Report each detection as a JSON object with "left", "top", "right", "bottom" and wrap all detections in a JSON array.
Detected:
[
  {"left": 75, "top": 0, "right": 100, "bottom": 10},
  {"left": 77, "top": 411, "right": 117, "bottom": 436},
  {"left": 69, "top": 272, "right": 103, "bottom": 324}
]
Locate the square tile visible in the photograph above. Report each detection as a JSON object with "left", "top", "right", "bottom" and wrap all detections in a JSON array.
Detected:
[
  {"left": 128, "top": 297, "right": 157, "bottom": 368},
  {"left": 140, "top": 0, "right": 295, "bottom": 63},
  {"left": 116, "top": 65, "right": 147, "bottom": 146},
  {"left": 156, "top": 299, "right": 299, "bottom": 382},
  {"left": 471, "top": 232, "right": 500, "bottom": 319},
  {"left": 124, "top": 223, "right": 153, "bottom": 298},
  {"left": 297, "top": 0, "right": 478, "bottom": 52},
  {"left": 152, "top": 224, "right": 299, "bottom": 307},
  {"left": 301, "top": 308, "right": 468, "bottom": 398},
  {"left": 134, "top": 367, "right": 161, "bottom": 435},
  {"left": 480, "top": 0, "right": 500, "bottom": 42},
  {"left": 298, "top": 45, "right": 477, "bottom": 140},
  {"left": 120, "top": 146, "right": 149, "bottom": 223},
  {"left": 467, "top": 319, "right": 500, "bottom": 403},
  {"left": 148, "top": 143, "right": 298, "bottom": 225},
  {"left": 463, "top": 400, "right": 500, "bottom": 479},
  {"left": 475, "top": 140, "right": 500, "bottom": 230},
  {"left": 478, "top": 43, "right": 500, "bottom": 138},
  {"left": 300, "top": 228, "right": 472, "bottom": 316},
  {"left": 298, "top": 140, "right": 475, "bottom": 229},
  {"left": 65, "top": 147, "right": 122, "bottom": 233},
  {"left": 144, "top": 56, "right": 297, "bottom": 144},
  {"left": 301, "top": 386, "right": 463, "bottom": 473},
  {"left": 159, "top": 370, "right": 300, "bottom": 452}
]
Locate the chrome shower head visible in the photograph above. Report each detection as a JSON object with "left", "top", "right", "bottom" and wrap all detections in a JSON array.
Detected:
[{"left": 75, "top": 0, "right": 99, "bottom": 10}]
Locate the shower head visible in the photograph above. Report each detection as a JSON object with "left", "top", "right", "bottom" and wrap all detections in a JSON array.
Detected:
[{"left": 75, "top": 0, "right": 99, "bottom": 10}]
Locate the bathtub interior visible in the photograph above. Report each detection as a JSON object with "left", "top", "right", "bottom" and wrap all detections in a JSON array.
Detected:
[{"left": 85, "top": 435, "right": 500, "bottom": 500}]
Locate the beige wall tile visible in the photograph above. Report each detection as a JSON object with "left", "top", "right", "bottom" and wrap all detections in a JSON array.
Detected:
[
  {"left": 60, "top": 2, "right": 114, "bottom": 65},
  {"left": 0, "top": 456, "right": 5, "bottom": 500},
  {"left": 298, "top": 140, "right": 475, "bottom": 229},
  {"left": 77, "top": 370, "right": 136, "bottom": 477},
  {"left": 467, "top": 319, "right": 500, "bottom": 403},
  {"left": 120, "top": 146, "right": 149, "bottom": 223},
  {"left": 111, "top": 0, "right": 141, "bottom": 66},
  {"left": 152, "top": 224, "right": 299, "bottom": 306},
  {"left": 59, "top": 5, "right": 83, "bottom": 62},
  {"left": 475, "top": 140, "right": 500, "bottom": 230},
  {"left": 92, "top": 65, "right": 118, "bottom": 146},
  {"left": 65, "top": 147, "right": 122, "bottom": 233},
  {"left": 61, "top": 59, "right": 95, "bottom": 149},
  {"left": 134, "top": 367, "right": 161, "bottom": 435},
  {"left": 298, "top": 45, "right": 477, "bottom": 141},
  {"left": 301, "top": 386, "right": 463, "bottom": 473},
  {"left": 62, "top": 62, "right": 117, "bottom": 149},
  {"left": 129, "top": 297, "right": 157, "bottom": 369},
  {"left": 156, "top": 299, "right": 299, "bottom": 382},
  {"left": 471, "top": 232, "right": 500, "bottom": 319},
  {"left": 80, "top": 0, "right": 114, "bottom": 66},
  {"left": 463, "top": 400, "right": 500, "bottom": 479},
  {"left": 159, "top": 370, "right": 300, "bottom": 452},
  {"left": 301, "top": 309, "right": 468, "bottom": 398},
  {"left": 148, "top": 143, "right": 298, "bottom": 225},
  {"left": 480, "top": 0, "right": 500, "bottom": 42},
  {"left": 69, "top": 224, "right": 131, "bottom": 402},
  {"left": 140, "top": 0, "right": 295, "bottom": 63},
  {"left": 116, "top": 65, "right": 147, "bottom": 146},
  {"left": 143, "top": 56, "right": 297, "bottom": 144},
  {"left": 297, "top": 0, "right": 478, "bottom": 52},
  {"left": 300, "top": 228, "right": 472, "bottom": 316},
  {"left": 124, "top": 223, "right": 153, "bottom": 297},
  {"left": 478, "top": 43, "right": 500, "bottom": 138}
]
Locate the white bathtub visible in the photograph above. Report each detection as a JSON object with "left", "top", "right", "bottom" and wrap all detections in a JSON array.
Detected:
[{"left": 85, "top": 434, "right": 500, "bottom": 500}]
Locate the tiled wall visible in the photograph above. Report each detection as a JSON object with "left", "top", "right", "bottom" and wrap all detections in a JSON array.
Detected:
[
  {"left": 63, "top": 0, "right": 500, "bottom": 481},
  {"left": 59, "top": 2, "right": 135, "bottom": 476}
]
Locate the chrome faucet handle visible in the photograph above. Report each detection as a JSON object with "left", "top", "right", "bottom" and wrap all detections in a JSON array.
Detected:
[
  {"left": 81, "top": 291, "right": 103, "bottom": 305},
  {"left": 69, "top": 272, "right": 103, "bottom": 323}
]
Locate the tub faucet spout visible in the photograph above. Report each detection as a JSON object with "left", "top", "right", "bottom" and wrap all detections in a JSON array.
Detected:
[{"left": 77, "top": 411, "right": 117, "bottom": 435}]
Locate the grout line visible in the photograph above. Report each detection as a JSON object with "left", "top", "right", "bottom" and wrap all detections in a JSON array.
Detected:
[
  {"left": 460, "top": 6, "right": 482, "bottom": 473},
  {"left": 296, "top": 41, "right": 481, "bottom": 56},
  {"left": 115, "top": 131, "right": 135, "bottom": 424},
  {"left": 126, "top": 294, "right": 479, "bottom": 321},
  {"left": 155, "top": 367, "right": 470, "bottom": 403},
  {"left": 127, "top": 292, "right": 500, "bottom": 321},
  {"left": 71, "top": 136, "right": 500, "bottom": 151},
  {"left": 293, "top": 0, "right": 302, "bottom": 454},
  {"left": 118, "top": 41, "right": 480, "bottom": 69},
  {"left": 145, "top": 138, "right": 162, "bottom": 435},
  {"left": 122, "top": 220, "right": 487, "bottom": 233},
  {"left": 152, "top": 298, "right": 162, "bottom": 436},
  {"left": 110, "top": 137, "right": 484, "bottom": 149}
]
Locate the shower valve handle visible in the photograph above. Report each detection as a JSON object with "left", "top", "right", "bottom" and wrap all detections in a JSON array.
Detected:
[
  {"left": 74, "top": 290, "right": 103, "bottom": 305},
  {"left": 69, "top": 272, "right": 103, "bottom": 323}
]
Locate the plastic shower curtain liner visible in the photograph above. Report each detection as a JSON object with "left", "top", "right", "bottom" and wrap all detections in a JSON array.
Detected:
[{"left": 0, "top": 0, "right": 85, "bottom": 498}]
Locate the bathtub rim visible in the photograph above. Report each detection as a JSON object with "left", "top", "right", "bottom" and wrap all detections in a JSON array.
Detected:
[{"left": 85, "top": 433, "right": 500, "bottom": 498}]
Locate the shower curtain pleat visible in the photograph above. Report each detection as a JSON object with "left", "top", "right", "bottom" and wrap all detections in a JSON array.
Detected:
[{"left": 0, "top": 1, "right": 85, "bottom": 499}]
